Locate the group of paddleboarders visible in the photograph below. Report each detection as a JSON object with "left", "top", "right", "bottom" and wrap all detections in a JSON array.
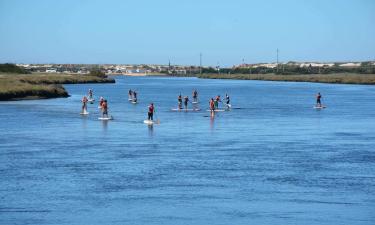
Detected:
[
  {"left": 81, "top": 89, "right": 110, "bottom": 118},
  {"left": 209, "top": 94, "right": 230, "bottom": 111},
  {"left": 128, "top": 89, "right": 138, "bottom": 103},
  {"left": 177, "top": 94, "right": 191, "bottom": 109},
  {"left": 176, "top": 90, "right": 200, "bottom": 110},
  {"left": 81, "top": 86, "right": 325, "bottom": 123}
]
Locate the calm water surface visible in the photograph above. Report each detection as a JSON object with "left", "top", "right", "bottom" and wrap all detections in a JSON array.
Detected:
[{"left": 1, "top": 76, "right": 374, "bottom": 225}]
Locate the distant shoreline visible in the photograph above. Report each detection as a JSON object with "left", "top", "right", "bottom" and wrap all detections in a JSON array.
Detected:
[
  {"left": 0, "top": 73, "right": 115, "bottom": 101},
  {"left": 196, "top": 73, "right": 375, "bottom": 85}
]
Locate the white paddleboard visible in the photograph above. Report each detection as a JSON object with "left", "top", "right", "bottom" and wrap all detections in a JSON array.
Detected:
[
  {"left": 131, "top": 101, "right": 138, "bottom": 104},
  {"left": 144, "top": 119, "right": 154, "bottom": 125},
  {"left": 98, "top": 116, "right": 113, "bottom": 120},
  {"left": 80, "top": 111, "right": 89, "bottom": 115},
  {"left": 206, "top": 109, "right": 226, "bottom": 112},
  {"left": 171, "top": 108, "right": 201, "bottom": 111},
  {"left": 128, "top": 98, "right": 133, "bottom": 101},
  {"left": 314, "top": 106, "right": 327, "bottom": 109},
  {"left": 192, "top": 101, "right": 199, "bottom": 104}
]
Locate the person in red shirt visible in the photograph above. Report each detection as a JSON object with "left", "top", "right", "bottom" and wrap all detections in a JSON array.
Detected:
[
  {"left": 209, "top": 98, "right": 215, "bottom": 117},
  {"left": 148, "top": 103, "right": 155, "bottom": 120},
  {"left": 102, "top": 100, "right": 108, "bottom": 118}
]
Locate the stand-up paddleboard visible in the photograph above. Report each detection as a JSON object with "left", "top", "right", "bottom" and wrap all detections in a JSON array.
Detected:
[
  {"left": 143, "top": 119, "right": 160, "bottom": 125},
  {"left": 314, "top": 105, "right": 327, "bottom": 109},
  {"left": 98, "top": 116, "right": 113, "bottom": 120},
  {"left": 128, "top": 98, "right": 133, "bottom": 101},
  {"left": 80, "top": 111, "right": 89, "bottom": 115},
  {"left": 192, "top": 101, "right": 199, "bottom": 104},
  {"left": 131, "top": 101, "right": 138, "bottom": 104},
  {"left": 206, "top": 109, "right": 227, "bottom": 112},
  {"left": 144, "top": 119, "right": 154, "bottom": 125},
  {"left": 171, "top": 108, "right": 201, "bottom": 111}
]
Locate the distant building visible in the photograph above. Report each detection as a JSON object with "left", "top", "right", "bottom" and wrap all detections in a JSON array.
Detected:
[
  {"left": 46, "top": 68, "right": 57, "bottom": 73},
  {"left": 339, "top": 63, "right": 361, "bottom": 67}
]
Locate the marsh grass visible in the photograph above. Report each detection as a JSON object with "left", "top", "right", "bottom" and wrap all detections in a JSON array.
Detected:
[
  {"left": 0, "top": 73, "right": 114, "bottom": 100},
  {"left": 198, "top": 73, "right": 375, "bottom": 84}
]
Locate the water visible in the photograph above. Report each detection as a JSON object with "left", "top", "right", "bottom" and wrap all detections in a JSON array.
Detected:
[{"left": 1, "top": 76, "right": 374, "bottom": 225}]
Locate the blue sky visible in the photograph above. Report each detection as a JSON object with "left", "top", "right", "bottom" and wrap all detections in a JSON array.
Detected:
[{"left": 0, "top": 0, "right": 374, "bottom": 66}]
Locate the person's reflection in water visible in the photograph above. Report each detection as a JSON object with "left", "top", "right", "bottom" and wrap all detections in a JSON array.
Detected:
[
  {"left": 148, "top": 124, "right": 154, "bottom": 137},
  {"left": 81, "top": 116, "right": 88, "bottom": 130},
  {"left": 101, "top": 120, "right": 108, "bottom": 132},
  {"left": 210, "top": 113, "right": 215, "bottom": 132}
]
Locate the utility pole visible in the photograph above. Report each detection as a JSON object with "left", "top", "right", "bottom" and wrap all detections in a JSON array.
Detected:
[
  {"left": 199, "top": 53, "right": 202, "bottom": 75},
  {"left": 276, "top": 48, "right": 279, "bottom": 73}
]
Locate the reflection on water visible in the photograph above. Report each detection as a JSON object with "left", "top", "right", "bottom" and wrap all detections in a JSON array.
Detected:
[
  {"left": 101, "top": 119, "right": 108, "bottom": 131},
  {"left": 148, "top": 124, "right": 154, "bottom": 137}
]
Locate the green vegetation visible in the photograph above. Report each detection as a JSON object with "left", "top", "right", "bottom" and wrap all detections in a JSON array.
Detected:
[
  {"left": 198, "top": 62, "right": 375, "bottom": 75},
  {"left": 0, "top": 63, "right": 29, "bottom": 74},
  {"left": 0, "top": 66, "right": 115, "bottom": 101},
  {"left": 198, "top": 73, "right": 375, "bottom": 85},
  {"left": 89, "top": 69, "right": 107, "bottom": 78}
]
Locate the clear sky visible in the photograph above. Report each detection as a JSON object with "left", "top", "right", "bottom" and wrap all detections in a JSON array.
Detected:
[{"left": 0, "top": 0, "right": 374, "bottom": 66}]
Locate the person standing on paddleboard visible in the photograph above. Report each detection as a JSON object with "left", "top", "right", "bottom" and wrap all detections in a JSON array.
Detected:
[
  {"left": 102, "top": 100, "right": 108, "bottom": 118},
  {"left": 132, "top": 91, "right": 137, "bottom": 103},
  {"left": 214, "top": 95, "right": 221, "bottom": 109},
  {"left": 148, "top": 103, "right": 155, "bottom": 121},
  {"left": 88, "top": 89, "right": 93, "bottom": 99},
  {"left": 184, "top": 96, "right": 189, "bottom": 109},
  {"left": 99, "top": 97, "right": 104, "bottom": 109},
  {"left": 128, "top": 89, "right": 133, "bottom": 100},
  {"left": 82, "top": 96, "right": 88, "bottom": 113},
  {"left": 209, "top": 98, "right": 215, "bottom": 116},
  {"left": 316, "top": 92, "right": 322, "bottom": 107},
  {"left": 193, "top": 89, "right": 198, "bottom": 102},
  {"left": 225, "top": 94, "right": 230, "bottom": 105},
  {"left": 178, "top": 94, "right": 182, "bottom": 109}
]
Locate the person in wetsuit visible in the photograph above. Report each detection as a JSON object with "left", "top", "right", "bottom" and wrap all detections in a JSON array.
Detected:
[
  {"left": 178, "top": 94, "right": 182, "bottom": 109},
  {"left": 184, "top": 96, "right": 189, "bottom": 109},
  {"left": 132, "top": 91, "right": 137, "bottom": 103},
  {"left": 192, "top": 89, "right": 198, "bottom": 102},
  {"left": 225, "top": 93, "right": 230, "bottom": 105},
  {"left": 128, "top": 89, "right": 133, "bottom": 100},
  {"left": 316, "top": 92, "right": 322, "bottom": 107}
]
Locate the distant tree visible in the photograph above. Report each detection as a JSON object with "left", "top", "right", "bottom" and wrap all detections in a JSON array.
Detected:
[
  {"left": 89, "top": 69, "right": 106, "bottom": 78},
  {"left": 0, "top": 63, "right": 29, "bottom": 74}
]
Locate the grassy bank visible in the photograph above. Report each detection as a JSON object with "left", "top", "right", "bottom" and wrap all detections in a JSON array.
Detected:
[
  {"left": 198, "top": 73, "right": 375, "bottom": 85},
  {"left": 0, "top": 73, "right": 115, "bottom": 101}
]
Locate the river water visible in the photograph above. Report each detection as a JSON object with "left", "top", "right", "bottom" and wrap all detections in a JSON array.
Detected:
[{"left": 1, "top": 76, "right": 374, "bottom": 225}]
